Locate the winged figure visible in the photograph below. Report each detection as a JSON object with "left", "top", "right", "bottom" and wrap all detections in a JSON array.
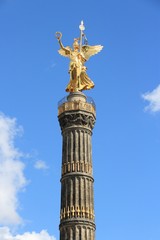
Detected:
[{"left": 56, "top": 30, "right": 103, "bottom": 92}]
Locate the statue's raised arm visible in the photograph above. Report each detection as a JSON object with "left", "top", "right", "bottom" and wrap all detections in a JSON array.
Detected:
[
  {"left": 55, "top": 22, "right": 103, "bottom": 92},
  {"left": 56, "top": 32, "right": 71, "bottom": 57}
]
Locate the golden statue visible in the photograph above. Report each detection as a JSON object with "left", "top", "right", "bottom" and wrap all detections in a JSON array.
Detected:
[{"left": 56, "top": 21, "right": 103, "bottom": 92}]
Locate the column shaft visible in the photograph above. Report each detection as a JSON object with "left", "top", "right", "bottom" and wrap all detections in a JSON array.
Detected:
[{"left": 58, "top": 93, "right": 96, "bottom": 240}]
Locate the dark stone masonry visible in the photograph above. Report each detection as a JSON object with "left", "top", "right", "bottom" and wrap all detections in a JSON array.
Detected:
[{"left": 58, "top": 91, "right": 96, "bottom": 240}]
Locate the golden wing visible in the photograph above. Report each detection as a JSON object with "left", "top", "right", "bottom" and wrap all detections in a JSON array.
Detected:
[
  {"left": 58, "top": 46, "right": 72, "bottom": 57},
  {"left": 81, "top": 45, "right": 103, "bottom": 60}
]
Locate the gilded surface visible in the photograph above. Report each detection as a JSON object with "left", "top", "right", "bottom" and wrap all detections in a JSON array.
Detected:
[
  {"left": 61, "top": 161, "right": 93, "bottom": 176},
  {"left": 56, "top": 21, "right": 103, "bottom": 92},
  {"left": 60, "top": 205, "right": 95, "bottom": 220},
  {"left": 58, "top": 101, "right": 96, "bottom": 116}
]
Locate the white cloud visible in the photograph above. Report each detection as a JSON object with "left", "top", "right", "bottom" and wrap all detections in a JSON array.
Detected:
[
  {"left": 0, "top": 114, "right": 56, "bottom": 239},
  {"left": 142, "top": 84, "right": 160, "bottom": 112},
  {"left": 0, "top": 227, "right": 56, "bottom": 240},
  {"left": 34, "top": 160, "right": 49, "bottom": 170},
  {"left": 0, "top": 113, "right": 27, "bottom": 225},
  {"left": 51, "top": 63, "right": 56, "bottom": 69}
]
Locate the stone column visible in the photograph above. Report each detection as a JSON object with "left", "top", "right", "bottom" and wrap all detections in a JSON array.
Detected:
[{"left": 58, "top": 92, "right": 96, "bottom": 240}]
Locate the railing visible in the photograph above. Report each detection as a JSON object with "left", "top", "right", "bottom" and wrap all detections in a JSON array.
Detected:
[{"left": 58, "top": 95, "right": 96, "bottom": 109}]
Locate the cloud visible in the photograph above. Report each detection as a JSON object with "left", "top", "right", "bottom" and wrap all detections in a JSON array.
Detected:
[
  {"left": 142, "top": 84, "right": 160, "bottom": 113},
  {"left": 0, "top": 114, "right": 56, "bottom": 239},
  {"left": 0, "top": 113, "right": 27, "bottom": 225},
  {"left": 34, "top": 160, "right": 49, "bottom": 170},
  {"left": 50, "top": 63, "right": 56, "bottom": 69},
  {"left": 0, "top": 227, "right": 56, "bottom": 240},
  {"left": 45, "top": 62, "right": 56, "bottom": 72}
]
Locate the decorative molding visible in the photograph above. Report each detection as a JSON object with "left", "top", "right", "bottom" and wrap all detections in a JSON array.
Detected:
[
  {"left": 58, "top": 101, "right": 96, "bottom": 116},
  {"left": 60, "top": 205, "right": 95, "bottom": 220},
  {"left": 59, "top": 113, "right": 96, "bottom": 130},
  {"left": 62, "top": 161, "right": 92, "bottom": 175}
]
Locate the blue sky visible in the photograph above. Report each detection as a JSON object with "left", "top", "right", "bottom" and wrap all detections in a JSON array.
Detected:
[{"left": 0, "top": 0, "right": 160, "bottom": 239}]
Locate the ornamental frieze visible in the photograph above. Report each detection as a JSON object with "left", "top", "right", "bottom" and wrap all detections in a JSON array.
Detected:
[{"left": 58, "top": 113, "right": 96, "bottom": 130}]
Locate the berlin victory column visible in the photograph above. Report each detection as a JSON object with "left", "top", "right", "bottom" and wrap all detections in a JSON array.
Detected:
[{"left": 56, "top": 21, "right": 103, "bottom": 240}]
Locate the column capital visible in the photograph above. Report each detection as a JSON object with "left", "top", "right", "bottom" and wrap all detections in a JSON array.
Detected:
[{"left": 58, "top": 111, "right": 96, "bottom": 132}]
